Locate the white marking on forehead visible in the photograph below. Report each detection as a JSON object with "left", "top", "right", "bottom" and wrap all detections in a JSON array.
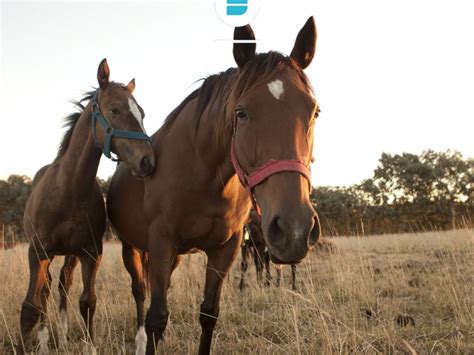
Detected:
[
  {"left": 128, "top": 98, "right": 146, "bottom": 133},
  {"left": 267, "top": 79, "right": 284, "bottom": 100}
]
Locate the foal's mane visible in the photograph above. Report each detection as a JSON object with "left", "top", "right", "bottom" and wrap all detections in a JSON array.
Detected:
[
  {"left": 55, "top": 91, "right": 95, "bottom": 161},
  {"left": 161, "top": 51, "right": 312, "bottom": 139}
]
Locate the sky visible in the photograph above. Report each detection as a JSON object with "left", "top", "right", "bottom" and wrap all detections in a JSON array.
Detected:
[{"left": 1, "top": 0, "right": 473, "bottom": 187}]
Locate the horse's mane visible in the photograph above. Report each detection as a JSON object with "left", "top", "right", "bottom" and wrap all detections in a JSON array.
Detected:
[
  {"left": 161, "top": 51, "right": 312, "bottom": 139},
  {"left": 55, "top": 91, "right": 95, "bottom": 161}
]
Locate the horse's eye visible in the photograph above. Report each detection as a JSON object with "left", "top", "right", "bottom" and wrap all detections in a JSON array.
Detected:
[
  {"left": 110, "top": 108, "right": 120, "bottom": 115},
  {"left": 313, "top": 111, "right": 320, "bottom": 119},
  {"left": 235, "top": 109, "right": 248, "bottom": 120}
]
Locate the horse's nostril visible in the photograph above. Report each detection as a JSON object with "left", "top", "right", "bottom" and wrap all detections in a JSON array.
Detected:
[
  {"left": 268, "top": 216, "right": 286, "bottom": 249},
  {"left": 140, "top": 156, "right": 154, "bottom": 175}
]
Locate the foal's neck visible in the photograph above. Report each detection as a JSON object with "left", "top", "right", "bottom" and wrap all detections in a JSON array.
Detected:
[{"left": 60, "top": 103, "right": 102, "bottom": 196}]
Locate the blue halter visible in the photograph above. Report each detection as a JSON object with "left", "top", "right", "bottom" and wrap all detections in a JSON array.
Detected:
[{"left": 91, "top": 91, "right": 152, "bottom": 161}]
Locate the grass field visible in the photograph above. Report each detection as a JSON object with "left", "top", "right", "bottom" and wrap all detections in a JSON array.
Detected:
[{"left": 1, "top": 229, "right": 472, "bottom": 354}]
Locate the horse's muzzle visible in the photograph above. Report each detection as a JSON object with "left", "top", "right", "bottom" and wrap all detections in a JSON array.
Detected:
[
  {"left": 264, "top": 211, "right": 320, "bottom": 264},
  {"left": 138, "top": 155, "right": 155, "bottom": 177}
]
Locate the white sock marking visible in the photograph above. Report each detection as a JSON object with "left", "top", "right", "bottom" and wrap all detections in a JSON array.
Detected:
[
  {"left": 59, "top": 309, "right": 68, "bottom": 345},
  {"left": 267, "top": 79, "right": 284, "bottom": 100},
  {"left": 135, "top": 326, "right": 147, "bottom": 355},
  {"left": 128, "top": 98, "right": 146, "bottom": 132},
  {"left": 37, "top": 326, "right": 50, "bottom": 354}
]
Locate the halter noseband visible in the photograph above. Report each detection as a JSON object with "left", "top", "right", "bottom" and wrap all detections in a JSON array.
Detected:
[
  {"left": 91, "top": 91, "right": 152, "bottom": 161},
  {"left": 230, "top": 119, "right": 312, "bottom": 217}
]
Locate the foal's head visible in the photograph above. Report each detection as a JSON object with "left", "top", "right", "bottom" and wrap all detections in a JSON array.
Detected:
[
  {"left": 231, "top": 17, "right": 320, "bottom": 264},
  {"left": 93, "top": 59, "right": 155, "bottom": 177}
]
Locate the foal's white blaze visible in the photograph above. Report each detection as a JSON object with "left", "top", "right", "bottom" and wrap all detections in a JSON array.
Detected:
[
  {"left": 128, "top": 98, "right": 146, "bottom": 132},
  {"left": 267, "top": 79, "right": 284, "bottom": 100},
  {"left": 135, "top": 326, "right": 147, "bottom": 355},
  {"left": 37, "top": 326, "right": 50, "bottom": 354}
]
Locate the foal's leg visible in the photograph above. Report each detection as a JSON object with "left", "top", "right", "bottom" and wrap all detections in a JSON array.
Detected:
[
  {"left": 58, "top": 255, "right": 79, "bottom": 345},
  {"left": 264, "top": 249, "right": 272, "bottom": 287},
  {"left": 253, "top": 244, "right": 265, "bottom": 286},
  {"left": 122, "top": 242, "right": 148, "bottom": 354},
  {"left": 239, "top": 242, "right": 250, "bottom": 291},
  {"left": 18, "top": 245, "right": 51, "bottom": 354},
  {"left": 145, "top": 235, "right": 180, "bottom": 355},
  {"left": 275, "top": 264, "right": 282, "bottom": 288},
  {"left": 199, "top": 234, "right": 241, "bottom": 355},
  {"left": 37, "top": 265, "right": 53, "bottom": 354},
  {"left": 78, "top": 253, "right": 102, "bottom": 345},
  {"left": 291, "top": 264, "right": 297, "bottom": 291}
]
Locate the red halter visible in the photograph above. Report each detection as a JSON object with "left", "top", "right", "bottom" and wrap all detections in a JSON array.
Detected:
[{"left": 230, "top": 120, "right": 312, "bottom": 217}]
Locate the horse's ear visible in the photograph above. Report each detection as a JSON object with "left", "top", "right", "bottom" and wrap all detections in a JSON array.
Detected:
[
  {"left": 233, "top": 25, "right": 256, "bottom": 69},
  {"left": 290, "top": 16, "right": 317, "bottom": 69},
  {"left": 97, "top": 58, "right": 110, "bottom": 90},
  {"left": 127, "top": 78, "right": 136, "bottom": 93}
]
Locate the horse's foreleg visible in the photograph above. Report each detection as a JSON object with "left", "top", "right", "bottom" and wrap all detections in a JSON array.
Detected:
[
  {"left": 122, "top": 242, "right": 148, "bottom": 355},
  {"left": 199, "top": 233, "right": 241, "bottom": 355},
  {"left": 145, "top": 235, "right": 179, "bottom": 355},
  {"left": 78, "top": 253, "right": 102, "bottom": 346},
  {"left": 291, "top": 264, "right": 297, "bottom": 291},
  {"left": 18, "top": 245, "right": 51, "bottom": 354},
  {"left": 58, "top": 255, "right": 79, "bottom": 345}
]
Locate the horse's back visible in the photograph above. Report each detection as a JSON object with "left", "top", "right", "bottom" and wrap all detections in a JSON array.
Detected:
[
  {"left": 107, "top": 162, "right": 149, "bottom": 250},
  {"left": 32, "top": 164, "right": 50, "bottom": 188}
]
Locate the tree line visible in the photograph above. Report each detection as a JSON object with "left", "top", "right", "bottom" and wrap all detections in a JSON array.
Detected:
[
  {"left": 1, "top": 150, "right": 472, "bottom": 244},
  {"left": 311, "top": 150, "right": 473, "bottom": 235}
]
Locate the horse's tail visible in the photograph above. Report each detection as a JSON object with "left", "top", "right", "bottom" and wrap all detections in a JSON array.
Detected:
[{"left": 141, "top": 251, "right": 150, "bottom": 295}]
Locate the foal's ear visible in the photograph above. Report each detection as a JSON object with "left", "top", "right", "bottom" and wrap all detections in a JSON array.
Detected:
[
  {"left": 126, "top": 78, "right": 136, "bottom": 93},
  {"left": 233, "top": 25, "right": 256, "bottom": 69},
  {"left": 97, "top": 58, "right": 110, "bottom": 90},
  {"left": 290, "top": 16, "right": 317, "bottom": 69}
]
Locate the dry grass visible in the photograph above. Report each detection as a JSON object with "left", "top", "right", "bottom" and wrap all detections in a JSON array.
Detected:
[{"left": 1, "top": 229, "right": 473, "bottom": 354}]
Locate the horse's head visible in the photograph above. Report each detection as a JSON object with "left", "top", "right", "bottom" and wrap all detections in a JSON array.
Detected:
[
  {"left": 93, "top": 59, "right": 155, "bottom": 177},
  {"left": 231, "top": 17, "right": 320, "bottom": 264}
]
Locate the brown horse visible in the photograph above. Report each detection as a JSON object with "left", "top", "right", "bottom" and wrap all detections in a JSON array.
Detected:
[
  {"left": 107, "top": 17, "right": 320, "bottom": 354},
  {"left": 239, "top": 209, "right": 298, "bottom": 291},
  {"left": 18, "top": 59, "right": 154, "bottom": 354}
]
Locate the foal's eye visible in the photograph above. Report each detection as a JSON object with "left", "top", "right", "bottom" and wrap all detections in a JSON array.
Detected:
[
  {"left": 110, "top": 108, "right": 120, "bottom": 115},
  {"left": 235, "top": 109, "right": 248, "bottom": 120}
]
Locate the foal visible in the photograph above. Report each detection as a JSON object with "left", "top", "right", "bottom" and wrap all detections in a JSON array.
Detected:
[
  {"left": 18, "top": 59, "right": 154, "bottom": 353},
  {"left": 240, "top": 209, "right": 298, "bottom": 291},
  {"left": 108, "top": 17, "right": 320, "bottom": 354}
]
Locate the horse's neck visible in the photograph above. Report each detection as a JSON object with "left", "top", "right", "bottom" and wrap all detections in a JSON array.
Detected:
[{"left": 59, "top": 104, "right": 102, "bottom": 196}]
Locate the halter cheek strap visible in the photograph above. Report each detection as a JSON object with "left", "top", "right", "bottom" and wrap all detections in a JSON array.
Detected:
[
  {"left": 230, "top": 120, "right": 312, "bottom": 217},
  {"left": 91, "top": 91, "right": 152, "bottom": 162}
]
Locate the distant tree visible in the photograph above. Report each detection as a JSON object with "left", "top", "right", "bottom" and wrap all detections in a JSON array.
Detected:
[
  {"left": 97, "top": 176, "right": 112, "bottom": 196},
  {"left": 0, "top": 175, "right": 32, "bottom": 241}
]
